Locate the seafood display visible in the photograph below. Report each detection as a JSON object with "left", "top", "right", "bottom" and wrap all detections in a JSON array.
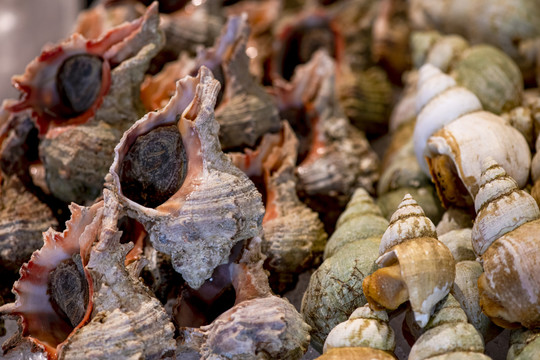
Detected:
[{"left": 1, "top": 0, "right": 539, "bottom": 359}]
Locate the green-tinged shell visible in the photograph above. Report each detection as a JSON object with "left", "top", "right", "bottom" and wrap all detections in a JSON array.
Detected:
[
  {"left": 301, "top": 238, "right": 380, "bottom": 353},
  {"left": 507, "top": 329, "right": 540, "bottom": 360},
  {"left": 408, "top": 295, "right": 486, "bottom": 360},
  {"left": 451, "top": 45, "right": 522, "bottom": 114},
  {"left": 324, "top": 188, "right": 388, "bottom": 259},
  {"left": 337, "top": 66, "right": 393, "bottom": 137},
  {"left": 323, "top": 305, "right": 395, "bottom": 354},
  {"left": 376, "top": 186, "right": 444, "bottom": 225}
]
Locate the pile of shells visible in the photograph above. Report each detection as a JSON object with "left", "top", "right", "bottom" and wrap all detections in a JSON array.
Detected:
[{"left": 1, "top": 0, "right": 540, "bottom": 359}]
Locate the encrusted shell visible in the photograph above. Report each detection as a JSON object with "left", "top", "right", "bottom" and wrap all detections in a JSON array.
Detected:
[
  {"left": 472, "top": 159, "right": 540, "bottom": 328},
  {"left": 322, "top": 305, "right": 395, "bottom": 355},
  {"left": 11, "top": 4, "right": 164, "bottom": 203},
  {"left": 363, "top": 194, "right": 455, "bottom": 328},
  {"left": 0, "top": 174, "right": 58, "bottom": 273},
  {"left": 301, "top": 188, "right": 384, "bottom": 352},
  {"left": 230, "top": 122, "right": 327, "bottom": 293},
  {"left": 108, "top": 67, "right": 264, "bottom": 289},
  {"left": 176, "top": 237, "right": 311, "bottom": 359},
  {"left": 408, "top": 295, "right": 489, "bottom": 360},
  {"left": 58, "top": 190, "right": 176, "bottom": 359},
  {"left": 0, "top": 201, "right": 102, "bottom": 358}
]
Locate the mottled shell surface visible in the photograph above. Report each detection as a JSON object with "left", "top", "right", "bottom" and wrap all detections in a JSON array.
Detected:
[
  {"left": 213, "top": 14, "right": 281, "bottom": 150},
  {"left": 177, "top": 237, "right": 311, "bottom": 360},
  {"left": 324, "top": 188, "right": 388, "bottom": 259},
  {"left": 472, "top": 159, "right": 540, "bottom": 328},
  {"left": 0, "top": 174, "right": 58, "bottom": 273},
  {"left": 0, "top": 201, "right": 102, "bottom": 358},
  {"left": 36, "top": 4, "right": 164, "bottom": 203},
  {"left": 408, "top": 295, "right": 488, "bottom": 360},
  {"left": 451, "top": 45, "right": 523, "bottom": 114},
  {"left": 302, "top": 231, "right": 380, "bottom": 353},
  {"left": 316, "top": 347, "right": 396, "bottom": 360},
  {"left": 109, "top": 67, "right": 264, "bottom": 289},
  {"left": 365, "top": 194, "right": 455, "bottom": 328},
  {"left": 59, "top": 190, "right": 176, "bottom": 359},
  {"left": 323, "top": 305, "right": 395, "bottom": 354},
  {"left": 426, "top": 111, "right": 531, "bottom": 207},
  {"left": 230, "top": 122, "right": 327, "bottom": 292}
]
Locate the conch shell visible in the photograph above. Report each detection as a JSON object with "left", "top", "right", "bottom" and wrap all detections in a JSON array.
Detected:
[
  {"left": 319, "top": 305, "right": 396, "bottom": 360},
  {"left": 0, "top": 200, "right": 102, "bottom": 358},
  {"left": 108, "top": 67, "right": 264, "bottom": 289},
  {"left": 176, "top": 237, "right": 311, "bottom": 359},
  {"left": 471, "top": 158, "right": 540, "bottom": 328},
  {"left": 363, "top": 194, "right": 455, "bottom": 328},
  {"left": 230, "top": 121, "right": 327, "bottom": 293}
]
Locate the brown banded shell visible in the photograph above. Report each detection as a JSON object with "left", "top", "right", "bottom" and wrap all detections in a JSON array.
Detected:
[
  {"left": 108, "top": 66, "right": 264, "bottom": 289},
  {"left": 363, "top": 194, "right": 455, "bottom": 328},
  {"left": 471, "top": 158, "right": 540, "bottom": 329},
  {"left": 322, "top": 305, "right": 396, "bottom": 357}
]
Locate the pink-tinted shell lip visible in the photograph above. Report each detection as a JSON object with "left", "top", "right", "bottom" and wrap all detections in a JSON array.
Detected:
[
  {"left": 109, "top": 66, "right": 220, "bottom": 216},
  {"left": 6, "top": 3, "right": 158, "bottom": 137},
  {"left": 0, "top": 201, "right": 103, "bottom": 359}
]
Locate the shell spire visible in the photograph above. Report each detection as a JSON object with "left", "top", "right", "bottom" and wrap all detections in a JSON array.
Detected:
[
  {"left": 363, "top": 194, "right": 455, "bottom": 328},
  {"left": 379, "top": 193, "right": 437, "bottom": 255},
  {"left": 472, "top": 157, "right": 540, "bottom": 256}
]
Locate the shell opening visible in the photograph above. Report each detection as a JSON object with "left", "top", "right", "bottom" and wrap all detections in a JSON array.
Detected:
[
  {"left": 56, "top": 54, "right": 104, "bottom": 118},
  {"left": 427, "top": 154, "right": 473, "bottom": 209},
  {"left": 47, "top": 253, "right": 89, "bottom": 329},
  {"left": 276, "top": 16, "right": 337, "bottom": 81},
  {"left": 119, "top": 124, "right": 188, "bottom": 208},
  {"left": 363, "top": 262, "right": 410, "bottom": 311},
  {"left": 173, "top": 241, "right": 245, "bottom": 328}
]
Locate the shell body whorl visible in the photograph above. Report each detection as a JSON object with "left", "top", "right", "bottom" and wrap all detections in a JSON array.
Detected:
[
  {"left": 108, "top": 67, "right": 264, "bottom": 289},
  {"left": 472, "top": 159, "right": 540, "bottom": 328}
]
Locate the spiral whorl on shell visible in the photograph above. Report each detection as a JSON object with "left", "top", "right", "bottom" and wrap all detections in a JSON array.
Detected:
[
  {"left": 318, "top": 305, "right": 396, "bottom": 360},
  {"left": 301, "top": 188, "right": 387, "bottom": 352},
  {"left": 414, "top": 64, "right": 530, "bottom": 209},
  {"left": 471, "top": 158, "right": 540, "bottom": 329},
  {"left": 108, "top": 67, "right": 264, "bottom": 289},
  {"left": 363, "top": 194, "right": 455, "bottom": 328},
  {"left": 408, "top": 295, "right": 490, "bottom": 360}
]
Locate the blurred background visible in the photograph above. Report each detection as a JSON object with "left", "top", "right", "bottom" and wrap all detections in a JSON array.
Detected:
[{"left": 0, "top": 0, "right": 85, "bottom": 102}]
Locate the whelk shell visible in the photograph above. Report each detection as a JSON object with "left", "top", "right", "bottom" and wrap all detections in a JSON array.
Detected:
[
  {"left": 363, "top": 194, "right": 455, "bottom": 328},
  {"left": 471, "top": 158, "right": 540, "bottom": 328},
  {"left": 108, "top": 66, "right": 264, "bottom": 289}
]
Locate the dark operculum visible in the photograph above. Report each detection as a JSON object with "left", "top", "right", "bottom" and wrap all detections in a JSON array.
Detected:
[
  {"left": 56, "top": 54, "right": 103, "bottom": 118},
  {"left": 47, "top": 253, "right": 89, "bottom": 328},
  {"left": 120, "top": 125, "right": 188, "bottom": 208}
]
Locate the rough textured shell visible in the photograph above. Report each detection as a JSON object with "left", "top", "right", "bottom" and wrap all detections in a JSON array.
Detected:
[
  {"left": 177, "top": 237, "right": 311, "bottom": 360},
  {"left": 507, "top": 328, "right": 540, "bottom": 360},
  {"left": 0, "top": 201, "right": 102, "bottom": 358},
  {"left": 324, "top": 188, "right": 388, "bottom": 259},
  {"left": 0, "top": 174, "right": 58, "bottom": 273},
  {"left": 59, "top": 190, "right": 176, "bottom": 359},
  {"left": 323, "top": 305, "right": 395, "bottom": 354},
  {"left": 230, "top": 122, "right": 327, "bottom": 291},
  {"left": 301, "top": 238, "right": 380, "bottom": 353},
  {"left": 37, "top": 4, "right": 164, "bottom": 203},
  {"left": 108, "top": 67, "right": 264, "bottom": 289}
]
